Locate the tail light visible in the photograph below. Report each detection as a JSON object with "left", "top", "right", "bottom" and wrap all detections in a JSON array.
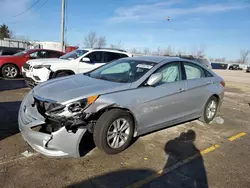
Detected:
[{"left": 220, "top": 81, "right": 225, "bottom": 87}]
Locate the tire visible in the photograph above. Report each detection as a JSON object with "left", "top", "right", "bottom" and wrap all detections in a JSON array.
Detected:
[
  {"left": 199, "top": 96, "right": 218, "bottom": 124},
  {"left": 55, "top": 71, "right": 70, "bottom": 78},
  {"left": 1, "top": 64, "right": 19, "bottom": 78},
  {"left": 93, "top": 109, "right": 134, "bottom": 154}
]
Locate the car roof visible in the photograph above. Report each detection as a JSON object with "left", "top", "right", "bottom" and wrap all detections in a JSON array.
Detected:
[
  {"left": 27, "top": 48, "right": 64, "bottom": 53},
  {"left": 82, "top": 48, "right": 130, "bottom": 54},
  {"left": 125, "top": 56, "right": 183, "bottom": 63}
]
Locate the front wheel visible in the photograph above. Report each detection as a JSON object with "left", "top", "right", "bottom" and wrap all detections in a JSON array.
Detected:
[
  {"left": 199, "top": 96, "right": 218, "bottom": 124},
  {"left": 2, "top": 64, "right": 19, "bottom": 78},
  {"left": 93, "top": 109, "right": 134, "bottom": 154}
]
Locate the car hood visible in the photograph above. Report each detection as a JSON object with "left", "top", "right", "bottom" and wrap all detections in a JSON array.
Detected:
[
  {"left": 27, "top": 58, "right": 68, "bottom": 66},
  {"left": 33, "top": 74, "right": 131, "bottom": 104}
]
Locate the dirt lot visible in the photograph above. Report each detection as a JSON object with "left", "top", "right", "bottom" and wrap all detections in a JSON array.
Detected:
[{"left": 0, "top": 70, "right": 250, "bottom": 188}]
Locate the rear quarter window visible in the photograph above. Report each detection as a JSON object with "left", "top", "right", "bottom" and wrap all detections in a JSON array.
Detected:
[{"left": 204, "top": 69, "right": 213, "bottom": 77}]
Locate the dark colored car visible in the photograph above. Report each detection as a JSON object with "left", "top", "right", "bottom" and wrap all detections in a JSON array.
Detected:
[
  {"left": 229, "top": 64, "right": 242, "bottom": 70},
  {"left": 0, "top": 47, "right": 24, "bottom": 56},
  {"left": 246, "top": 66, "right": 250, "bottom": 73},
  {"left": 0, "top": 49, "right": 65, "bottom": 78}
]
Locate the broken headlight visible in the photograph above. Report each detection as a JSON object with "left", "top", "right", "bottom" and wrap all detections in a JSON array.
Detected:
[
  {"left": 68, "top": 95, "right": 99, "bottom": 113},
  {"left": 33, "top": 65, "right": 51, "bottom": 69}
]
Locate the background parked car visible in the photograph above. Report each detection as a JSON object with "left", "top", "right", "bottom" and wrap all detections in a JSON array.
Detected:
[
  {"left": 246, "top": 66, "right": 250, "bottom": 73},
  {"left": 228, "top": 64, "right": 242, "bottom": 70},
  {"left": 0, "top": 48, "right": 64, "bottom": 78},
  {"left": 0, "top": 47, "right": 24, "bottom": 56},
  {"left": 22, "top": 48, "right": 132, "bottom": 87}
]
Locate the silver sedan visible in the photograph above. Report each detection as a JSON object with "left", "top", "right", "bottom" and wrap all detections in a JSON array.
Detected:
[{"left": 18, "top": 56, "right": 225, "bottom": 157}]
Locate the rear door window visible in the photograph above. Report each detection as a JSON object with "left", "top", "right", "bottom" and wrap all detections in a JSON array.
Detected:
[
  {"left": 103, "top": 52, "right": 127, "bottom": 62},
  {"left": 184, "top": 63, "right": 205, "bottom": 80},
  {"left": 48, "top": 51, "right": 62, "bottom": 58}
]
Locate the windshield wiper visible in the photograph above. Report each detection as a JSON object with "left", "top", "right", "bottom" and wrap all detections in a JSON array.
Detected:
[{"left": 84, "top": 72, "right": 90, "bottom": 77}]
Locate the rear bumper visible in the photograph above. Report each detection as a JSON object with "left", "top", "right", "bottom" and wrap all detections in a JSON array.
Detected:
[{"left": 18, "top": 91, "right": 87, "bottom": 157}]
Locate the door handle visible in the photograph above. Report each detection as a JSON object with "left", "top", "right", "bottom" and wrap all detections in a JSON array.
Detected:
[
  {"left": 206, "top": 81, "right": 212, "bottom": 85},
  {"left": 179, "top": 88, "right": 185, "bottom": 92}
]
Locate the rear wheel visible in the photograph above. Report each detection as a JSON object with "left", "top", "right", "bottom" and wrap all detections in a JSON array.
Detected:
[
  {"left": 93, "top": 109, "right": 134, "bottom": 154},
  {"left": 2, "top": 64, "right": 19, "bottom": 78},
  {"left": 199, "top": 96, "right": 218, "bottom": 124}
]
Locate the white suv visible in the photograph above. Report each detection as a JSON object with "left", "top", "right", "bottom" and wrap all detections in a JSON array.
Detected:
[{"left": 22, "top": 48, "right": 132, "bottom": 87}]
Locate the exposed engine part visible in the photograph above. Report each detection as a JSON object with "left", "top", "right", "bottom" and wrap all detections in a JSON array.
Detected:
[
  {"left": 33, "top": 97, "right": 100, "bottom": 135},
  {"left": 86, "top": 121, "right": 96, "bottom": 133}
]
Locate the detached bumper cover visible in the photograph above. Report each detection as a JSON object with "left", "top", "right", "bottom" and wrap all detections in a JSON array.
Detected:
[
  {"left": 18, "top": 91, "right": 87, "bottom": 157},
  {"left": 21, "top": 66, "right": 51, "bottom": 87},
  {"left": 22, "top": 73, "right": 37, "bottom": 88}
]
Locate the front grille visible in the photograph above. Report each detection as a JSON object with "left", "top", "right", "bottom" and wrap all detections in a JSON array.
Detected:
[
  {"left": 23, "top": 63, "right": 30, "bottom": 70},
  {"left": 34, "top": 76, "right": 40, "bottom": 81}
]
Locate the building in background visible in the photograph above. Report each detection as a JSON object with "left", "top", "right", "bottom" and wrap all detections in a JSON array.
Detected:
[{"left": 0, "top": 38, "right": 77, "bottom": 54}]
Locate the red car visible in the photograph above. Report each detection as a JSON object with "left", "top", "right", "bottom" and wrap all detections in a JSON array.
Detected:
[{"left": 0, "top": 49, "right": 64, "bottom": 78}]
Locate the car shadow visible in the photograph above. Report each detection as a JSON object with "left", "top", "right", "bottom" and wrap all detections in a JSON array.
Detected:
[
  {"left": 0, "top": 101, "right": 21, "bottom": 141},
  {"left": 68, "top": 130, "right": 208, "bottom": 188},
  {"left": 0, "top": 78, "right": 26, "bottom": 92}
]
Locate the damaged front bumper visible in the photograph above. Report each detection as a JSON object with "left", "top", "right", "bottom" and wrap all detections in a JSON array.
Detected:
[{"left": 18, "top": 91, "right": 87, "bottom": 157}]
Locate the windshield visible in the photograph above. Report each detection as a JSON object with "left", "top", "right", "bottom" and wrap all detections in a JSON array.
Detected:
[
  {"left": 88, "top": 59, "right": 157, "bottom": 83},
  {"left": 59, "top": 49, "right": 88, "bottom": 60},
  {"left": 13, "top": 49, "right": 30, "bottom": 56}
]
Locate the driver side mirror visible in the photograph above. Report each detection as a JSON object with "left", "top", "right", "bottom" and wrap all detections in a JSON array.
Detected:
[
  {"left": 81, "top": 57, "right": 91, "bottom": 63},
  {"left": 147, "top": 72, "right": 163, "bottom": 86}
]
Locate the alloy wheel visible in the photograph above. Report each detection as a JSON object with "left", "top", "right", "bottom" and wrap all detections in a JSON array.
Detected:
[
  {"left": 4, "top": 66, "right": 18, "bottom": 78},
  {"left": 107, "top": 118, "right": 130, "bottom": 149}
]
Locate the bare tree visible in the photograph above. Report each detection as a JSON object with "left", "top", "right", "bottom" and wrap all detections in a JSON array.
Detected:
[
  {"left": 109, "top": 40, "right": 124, "bottom": 49},
  {"left": 157, "top": 47, "right": 162, "bottom": 55},
  {"left": 83, "top": 32, "right": 98, "bottom": 48},
  {"left": 240, "top": 49, "right": 250, "bottom": 64},
  {"left": 176, "top": 50, "right": 186, "bottom": 56},
  {"left": 192, "top": 44, "right": 206, "bottom": 58},
  {"left": 152, "top": 47, "right": 163, "bottom": 56},
  {"left": 96, "top": 36, "right": 106, "bottom": 48},
  {"left": 221, "top": 57, "right": 226, "bottom": 62},
  {"left": 130, "top": 48, "right": 138, "bottom": 54},
  {"left": 164, "top": 46, "right": 173, "bottom": 56},
  {"left": 143, "top": 47, "right": 150, "bottom": 55}
]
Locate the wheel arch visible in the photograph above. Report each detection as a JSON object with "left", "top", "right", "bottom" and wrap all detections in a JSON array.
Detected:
[
  {"left": 1, "top": 62, "right": 20, "bottom": 71},
  {"left": 90, "top": 105, "right": 139, "bottom": 137},
  {"left": 210, "top": 94, "right": 220, "bottom": 103},
  {"left": 51, "top": 69, "right": 75, "bottom": 78}
]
